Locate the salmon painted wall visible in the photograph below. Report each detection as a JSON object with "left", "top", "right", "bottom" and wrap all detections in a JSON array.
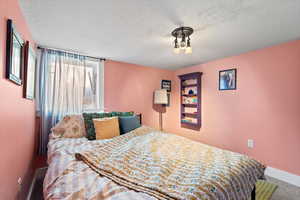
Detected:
[
  {"left": 0, "top": 0, "right": 36, "bottom": 199},
  {"left": 104, "top": 60, "right": 175, "bottom": 130},
  {"left": 169, "top": 40, "right": 300, "bottom": 176}
]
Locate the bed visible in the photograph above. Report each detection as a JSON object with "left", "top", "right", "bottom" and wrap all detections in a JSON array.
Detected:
[{"left": 44, "top": 126, "right": 265, "bottom": 200}]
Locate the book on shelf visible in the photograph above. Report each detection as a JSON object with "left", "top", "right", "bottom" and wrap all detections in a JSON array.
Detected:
[
  {"left": 182, "top": 96, "right": 198, "bottom": 104},
  {"left": 182, "top": 79, "right": 197, "bottom": 86},
  {"left": 181, "top": 117, "right": 197, "bottom": 123},
  {"left": 184, "top": 107, "right": 197, "bottom": 113}
]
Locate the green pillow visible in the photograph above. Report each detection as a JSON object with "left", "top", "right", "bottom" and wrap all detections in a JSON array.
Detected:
[
  {"left": 83, "top": 111, "right": 134, "bottom": 140},
  {"left": 110, "top": 111, "right": 134, "bottom": 117}
]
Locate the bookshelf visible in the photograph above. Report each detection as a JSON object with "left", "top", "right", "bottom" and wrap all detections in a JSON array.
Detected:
[{"left": 178, "top": 72, "right": 202, "bottom": 130}]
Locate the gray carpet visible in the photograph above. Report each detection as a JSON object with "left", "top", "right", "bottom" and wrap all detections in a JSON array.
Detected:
[
  {"left": 28, "top": 169, "right": 300, "bottom": 200},
  {"left": 266, "top": 176, "right": 300, "bottom": 200}
]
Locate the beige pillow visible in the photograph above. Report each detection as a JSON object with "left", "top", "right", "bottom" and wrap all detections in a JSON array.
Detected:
[
  {"left": 51, "top": 115, "right": 86, "bottom": 138},
  {"left": 93, "top": 117, "right": 120, "bottom": 140}
]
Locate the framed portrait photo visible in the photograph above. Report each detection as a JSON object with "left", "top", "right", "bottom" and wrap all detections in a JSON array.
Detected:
[
  {"left": 23, "top": 41, "right": 36, "bottom": 100},
  {"left": 161, "top": 80, "right": 171, "bottom": 92},
  {"left": 219, "top": 68, "right": 237, "bottom": 90},
  {"left": 6, "top": 19, "right": 25, "bottom": 85}
]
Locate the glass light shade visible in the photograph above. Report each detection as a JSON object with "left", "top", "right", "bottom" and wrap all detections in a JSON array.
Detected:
[
  {"left": 173, "top": 47, "right": 180, "bottom": 54},
  {"left": 185, "top": 46, "right": 192, "bottom": 54}
]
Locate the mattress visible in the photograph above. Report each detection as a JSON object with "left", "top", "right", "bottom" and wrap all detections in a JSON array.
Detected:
[
  {"left": 44, "top": 126, "right": 264, "bottom": 200},
  {"left": 44, "top": 127, "right": 156, "bottom": 200}
]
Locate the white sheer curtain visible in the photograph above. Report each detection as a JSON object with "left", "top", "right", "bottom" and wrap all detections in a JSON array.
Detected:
[{"left": 37, "top": 48, "right": 104, "bottom": 154}]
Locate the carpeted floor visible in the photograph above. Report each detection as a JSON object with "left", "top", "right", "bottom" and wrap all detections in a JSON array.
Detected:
[
  {"left": 28, "top": 168, "right": 299, "bottom": 200},
  {"left": 266, "top": 176, "right": 300, "bottom": 200}
]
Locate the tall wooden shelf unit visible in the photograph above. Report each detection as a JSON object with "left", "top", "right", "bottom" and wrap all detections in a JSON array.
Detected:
[{"left": 178, "top": 72, "right": 202, "bottom": 130}]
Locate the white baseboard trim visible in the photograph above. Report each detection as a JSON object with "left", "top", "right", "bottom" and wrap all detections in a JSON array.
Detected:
[{"left": 265, "top": 167, "right": 300, "bottom": 187}]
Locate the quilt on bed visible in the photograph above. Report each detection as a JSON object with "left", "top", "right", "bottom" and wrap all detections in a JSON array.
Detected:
[
  {"left": 75, "top": 127, "right": 265, "bottom": 200},
  {"left": 44, "top": 126, "right": 158, "bottom": 200}
]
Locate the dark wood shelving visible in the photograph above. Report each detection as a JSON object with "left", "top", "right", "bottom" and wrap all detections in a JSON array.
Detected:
[
  {"left": 178, "top": 72, "right": 202, "bottom": 130},
  {"left": 182, "top": 104, "right": 197, "bottom": 107},
  {"left": 182, "top": 94, "right": 198, "bottom": 97},
  {"left": 181, "top": 121, "right": 198, "bottom": 126},
  {"left": 182, "top": 112, "right": 198, "bottom": 115},
  {"left": 182, "top": 112, "right": 198, "bottom": 118}
]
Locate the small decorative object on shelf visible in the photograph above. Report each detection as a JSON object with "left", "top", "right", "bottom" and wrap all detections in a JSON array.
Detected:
[{"left": 178, "top": 72, "right": 202, "bottom": 130}]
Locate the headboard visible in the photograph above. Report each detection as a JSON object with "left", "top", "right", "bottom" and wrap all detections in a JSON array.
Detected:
[{"left": 136, "top": 113, "right": 142, "bottom": 124}]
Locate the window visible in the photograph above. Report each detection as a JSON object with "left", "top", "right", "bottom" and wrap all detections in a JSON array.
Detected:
[
  {"left": 43, "top": 53, "right": 104, "bottom": 115},
  {"left": 83, "top": 59, "right": 104, "bottom": 111}
]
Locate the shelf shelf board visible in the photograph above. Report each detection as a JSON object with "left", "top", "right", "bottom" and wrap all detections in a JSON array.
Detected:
[
  {"left": 182, "top": 94, "right": 198, "bottom": 97},
  {"left": 181, "top": 121, "right": 198, "bottom": 126},
  {"left": 182, "top": 104, "right": 198, "bottom": 107},
  {"left": 182, "top": 112, "right": 198, "bottom": 118},
  {"left": 182, "top": 112, "right": 198, "bottom": 115}
]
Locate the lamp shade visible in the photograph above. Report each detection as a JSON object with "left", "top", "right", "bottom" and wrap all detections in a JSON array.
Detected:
[{"left": 154, "top": 89, "right": 168, "bottom": 104}]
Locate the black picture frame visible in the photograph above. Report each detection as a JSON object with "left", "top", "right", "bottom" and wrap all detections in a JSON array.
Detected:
[
  {"left": 161, "top": 80, "right": 171, "bottom": 92},
  {"left": 219, "top": 68, "right": 237, "bottom": 90},
  {"left": 23, "top": 41, "right": 36, "bottom": 100},
  {"left": 6, "top": 19, "right": 25, "bottom": 85}
]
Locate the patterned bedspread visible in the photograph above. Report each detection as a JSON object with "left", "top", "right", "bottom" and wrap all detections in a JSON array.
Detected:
[{"left": 44, "top": 126, "right": 265, "bottom": 200}]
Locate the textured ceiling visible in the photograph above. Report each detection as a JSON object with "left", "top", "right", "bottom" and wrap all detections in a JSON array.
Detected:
[{"left": 19, "top": 0, "right": 300, "bottom": 69}]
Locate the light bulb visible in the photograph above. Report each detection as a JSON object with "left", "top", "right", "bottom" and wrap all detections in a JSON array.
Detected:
[
  {"left": 173, "top": 47, "right": 180, "bottom": 54},
  {"left": 185, "top": 37, "right": 192, "bottom": 54},
  {"left": 185, "top": 46, "right": 192, "bottom": 54},
  {"left": 180, "top": 40, "right": 186, "bottom": 49},
  {"left": 180, "top": 34, "right": 186, "bottom": 49}
]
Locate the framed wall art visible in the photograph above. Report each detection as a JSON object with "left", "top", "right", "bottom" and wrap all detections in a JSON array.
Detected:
[
  {"left": 6, "top": 19, "right": 25, "bottom": 85},
  {"left": 219, "top": 68, "right": 237, "bottom": 90},
  {"left": 161, "top": 80, "right": 171, "bottom": 92},
  {"left": 23, "top": 41, "right": 36, "bottom": 100}
]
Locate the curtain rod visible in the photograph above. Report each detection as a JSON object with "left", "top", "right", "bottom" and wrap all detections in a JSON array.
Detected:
[{"left": 37, "top": 45, "right": 106, "bottom": 61}]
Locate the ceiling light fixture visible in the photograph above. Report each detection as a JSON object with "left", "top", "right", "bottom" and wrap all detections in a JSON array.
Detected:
[{"left": 171, "top": 27, "right": 193, "bottom": 54}]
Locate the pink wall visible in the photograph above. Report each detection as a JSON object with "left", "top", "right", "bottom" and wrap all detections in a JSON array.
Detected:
[
  {"left": 169, "top": 40, "right": 300, "bottom": 176},
  {"left": 1, "top": 1, "right": 298, "bottom": 198},
  {"left": 104, "top": 41, "right": 300, "bottom": 176},
  {"left": 104, "top": 60, "right": 175, "bottom": 130},
  {"left": 0, "top": 0, "right": 36, "bottom": 199}
]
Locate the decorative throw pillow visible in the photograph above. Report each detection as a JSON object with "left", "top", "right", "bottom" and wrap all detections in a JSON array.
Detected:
[
  {"left": 51, "top": 115, "right": 86, "bottom": 138},
  {"left": 118, "top": 115, "right": 141, "bottom": 135},
  {"left": 83, "top": 111, "right": 134, "bottom": 140},
  {"left": 110, "top": 111, "right": 134, "bottom": 117},
  {"left": 93, "top": 117, "right": 120, "bottom": 140}
]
